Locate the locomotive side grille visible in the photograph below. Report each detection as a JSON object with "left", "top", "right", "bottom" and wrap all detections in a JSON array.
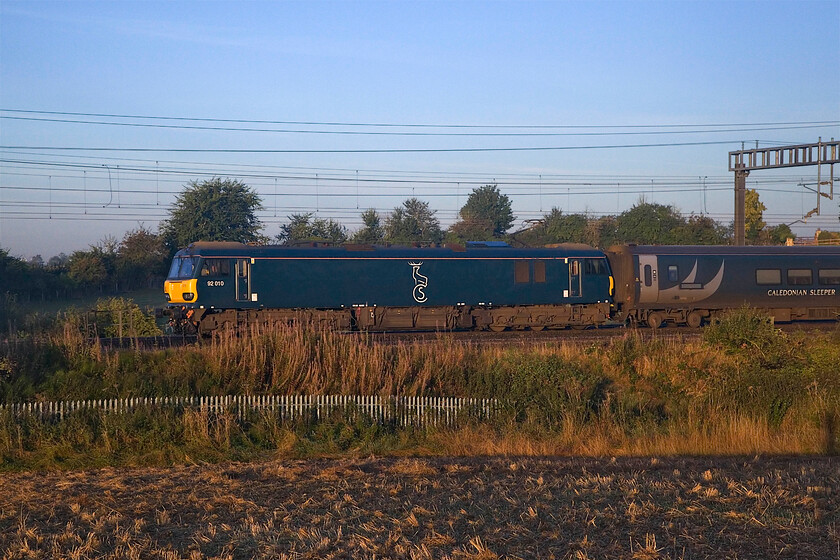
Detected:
[{"left": 808, "top": 308, "right": 834, "bottom": 319}]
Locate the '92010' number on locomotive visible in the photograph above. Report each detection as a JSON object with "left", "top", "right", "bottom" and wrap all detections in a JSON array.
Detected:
[{"left": 207, "top": 280, "right": 225, "bottom": 287}]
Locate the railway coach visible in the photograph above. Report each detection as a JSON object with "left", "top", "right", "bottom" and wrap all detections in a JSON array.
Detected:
[
  {"left": 164, "top": 241, "right": 615, "bottom": 334},
  {"left": 606, "top": 244, "right": 840, "bottom": 328}
]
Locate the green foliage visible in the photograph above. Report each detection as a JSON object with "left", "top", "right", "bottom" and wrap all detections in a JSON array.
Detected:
[
  {"left": 3, "top": 318, "right": 839, "bottom": 469},
  {"left": 702, "top": 306, "right": 784, "bottom": 360},
  {"left": 0, "top": 293, "right": 24, "bottom": 337},
  {"left": 277, "top": 213, "right": 348, "bottom": 245},
  {"left": 471, "top": 353, "right": 610, "bottom": 428},
  {"left": 675, "top": 214, "right": 731, "bottom": 245},
  {"left": 351, "top": 209, "right": 385, "bottom": 244},
  {"left": 766, "top": 223, "right": 794, "bottom": 245},
  {"left": 116, "top": 226, "right": 169, "bottom": 289},
  {"left": 817, "top": 230, "right": 840, "bottom": 244},
  {"left": 446, "top": 216, "right": 497, "bottom": 243},
  {"left": 516, "top": 208, "right": 589, "bottom": 246},
  {"left": 615, "top": 201, "right": 685, "bottom": 245},
  {"left": 511, "top": 203, "right": 730, "bottom": 248},
  {"left": 67, "top": 248, "right": 110, "bottom": 288},
  {"left": 745, "top": 188, "right": 766, "bottom": 243},
  {"left": 450, "top": 184, "right": 514, "bottom": 239},
  {"left": 88, "top": 297, "right": 162, "bottom": 338},
  {"left": 584, "top": 216, "right": 620, "bottom": 249},
  {"left": 160, "top": 178, "right": 264, "bottom": 251},
  {"left": 0, "top": 248, "right": 29, "bottom": 295},
  {"left": 384, "top": 198, "right": 443, "bottom": 244}
]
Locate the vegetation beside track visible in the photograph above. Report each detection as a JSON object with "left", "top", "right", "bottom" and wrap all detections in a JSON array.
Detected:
[{"left": 1, "top": 308, "right": 838, "bottom": 470}]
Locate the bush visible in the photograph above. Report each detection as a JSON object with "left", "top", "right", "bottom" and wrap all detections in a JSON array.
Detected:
[
  {"left": 90, "top": 297, "right": 162, "bottom": 337},
  {"left": 703, "top": 306, "right": 788, "bottom": 366}
]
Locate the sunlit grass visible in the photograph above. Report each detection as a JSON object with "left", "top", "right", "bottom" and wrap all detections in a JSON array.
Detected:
[{"left": 1, "top": 311, "right": 839, "bottom": 469}]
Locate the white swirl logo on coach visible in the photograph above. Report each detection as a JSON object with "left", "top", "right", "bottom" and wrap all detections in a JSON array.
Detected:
[{"left": 408, "top": 262, "right": 428, "bottom": 303}]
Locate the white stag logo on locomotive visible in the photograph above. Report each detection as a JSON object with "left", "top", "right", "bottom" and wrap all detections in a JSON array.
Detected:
[{"left": 408, "top": 261, "right": 428, "bottom": 303}]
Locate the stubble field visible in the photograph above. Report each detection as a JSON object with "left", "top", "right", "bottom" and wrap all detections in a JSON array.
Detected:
[{"left": 1, "top": 455, "right": 837, "bottom": 559}]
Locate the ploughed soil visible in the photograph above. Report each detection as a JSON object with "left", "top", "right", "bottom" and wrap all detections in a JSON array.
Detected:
[{"left": 1, "top": 455, "right": 837, "bottom": 559}]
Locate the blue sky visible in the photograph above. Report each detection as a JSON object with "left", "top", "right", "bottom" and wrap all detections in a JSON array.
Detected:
[{"left": 1, "top": 0, "right": 838, "bottom": 258}]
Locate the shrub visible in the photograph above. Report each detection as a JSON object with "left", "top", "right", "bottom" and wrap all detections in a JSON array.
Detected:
[
  {"left": 88, "top": 297, "right": 162, "bottom": 338},
  {"left": 703, "top": 306, "right": 788, "bottom": 366}
]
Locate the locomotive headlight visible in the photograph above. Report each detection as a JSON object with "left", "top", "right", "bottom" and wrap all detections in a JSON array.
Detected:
[
  {"left": 164, "top": 293, "right": 171, "bottom": 301},
  {"left": 183, "top": 292, "right": 195, "bottom": 301}
]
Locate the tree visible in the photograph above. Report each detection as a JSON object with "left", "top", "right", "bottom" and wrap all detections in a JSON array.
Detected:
[
  {"left": 451, "top": 184, "right": 514, "bottom": 239},
  {"left": 446, "top": 217, "right": 496, "bottom": 244},
  {"left": 277, "top": 213, "right": 347, "bottom": 244},
  {"left": 766, "top": 223, "right": 794, "bottom": 245},
  {"left": 673, "top": 214, "right": 731, "bottom": 245},
  {"left": 384, "top": 198, "right": 443, "bottom": 244},
  {"left": 46, "top": 253, "right": 69, "bottom": 269},
  {"left": 117, "top": 226, "right": 169, "bottom": 289},
  {"left": 615, "top": 201, "right": 685, "bottom": 245},
  {"left": 351, "top": 209, "right": 385, "bottom": 244},
  {"left": 516, "top": 208, "right": 589, "bottom": 246},
  {"left": 744, "top": 188, "right": 766, "bottom": 243},
  {"left": 160, "top": 178, "right": 264, "bottom": 251},
  {"left": 584, "top": 216, "right": 619, "bottom": 248},
  {"left": 67, "top": 249, "right": 108, "bottom": 291}
]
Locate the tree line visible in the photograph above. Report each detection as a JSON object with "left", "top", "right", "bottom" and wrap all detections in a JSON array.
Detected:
[{"left": 0, "top": 177, "right": 809, "bottom": 306}]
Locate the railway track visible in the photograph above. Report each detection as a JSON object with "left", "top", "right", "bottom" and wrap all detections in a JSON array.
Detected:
[{"left": 92, "top": 319, "right": 838, "bottom": 351}]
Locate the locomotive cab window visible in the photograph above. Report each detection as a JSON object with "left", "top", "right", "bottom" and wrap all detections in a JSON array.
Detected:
[
  {"left": 584, "top": 259, "right": 608, "bottom": 275},
  {"left": 514, "top": 260, "right": 530, "bottom": 283},
  {"left": 756, "top": 269, "right": 781, "bottom": 285},
  {"left": 667, "top": 265, "right": 679, "bottom": 282},
  {"left": 200, "top": 258, "right": 230, "bottom": 277},
  {"left": 819, "top": 269, "right": 840, "bottom": 285},
  {"left": 168, "top": 257, "right": 199, "bottom": 279},
  {"left": 787, "top": 269, "right": 812, "bottom": 285}
]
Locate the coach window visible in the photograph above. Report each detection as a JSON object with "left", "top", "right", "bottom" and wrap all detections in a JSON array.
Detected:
[
  {"left": 818, "top": 269, "right": 840, "bottom": 285},
  {"left": 755, "top": 269, "right": 781, "bottom": 285},
  {"left": 534, "top": 260, "right": 546, "bottom": 283},
  {"left": 200, "top": 258, "right": 230, "bottom": 277},
  {"left": 667, "top": 265, "right": 679, "bottom": 282},
  {"left": 787, "top": 269, "right": 812, "bottom": 285},
  {"left": 515, "top": 260, "right": 530, "bottom": 283},
  {"left": 643, "top": 265, "right": 652, "bottom": 287}
]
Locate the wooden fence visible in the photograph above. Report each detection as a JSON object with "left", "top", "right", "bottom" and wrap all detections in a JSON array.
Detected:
[{"left": 0, "top": 395, "right": 497, "bottom": 428}]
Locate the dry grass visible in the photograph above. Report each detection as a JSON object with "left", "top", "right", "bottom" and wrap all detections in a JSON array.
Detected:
[
  {"left": 0, "top": 455, "right": 836, "bottom": 559},
  {"left": 3, "top": 320, "right": 838, "bottom": 470},
  {"left": 432, "top": 413, "right": 828, "bottom": 458}
]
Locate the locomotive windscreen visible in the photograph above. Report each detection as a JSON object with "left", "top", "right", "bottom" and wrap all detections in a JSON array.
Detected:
[{"left": 168, "top": 256, "right": 199, "bottom": 279}]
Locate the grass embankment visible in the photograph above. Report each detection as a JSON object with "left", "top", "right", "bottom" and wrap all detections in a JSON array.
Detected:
[{"left": 1, "top": 309, "right": 839, "bottom": 470}]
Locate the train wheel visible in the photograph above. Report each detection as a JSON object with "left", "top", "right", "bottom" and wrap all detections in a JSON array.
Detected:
[
  {"left": 686, "top": 311, "right": 704, "bottom": 328},
  {"left": 530, "top": 325, "right": 545, "bottom": 331},
  {"left": 647, "top": 312, "right": 664, "bottom": 329},
  {"left": 489, "top": 325, "right": 507, "bottom": 332}
]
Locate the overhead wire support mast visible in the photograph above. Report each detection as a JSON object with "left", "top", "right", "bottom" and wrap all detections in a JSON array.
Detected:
[{"left": 729, "top": 138, "right": 839, "bottom": 246}]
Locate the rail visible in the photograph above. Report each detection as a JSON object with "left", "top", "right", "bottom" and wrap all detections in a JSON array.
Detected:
[{"left": 0, "top": 394, "right": 497, "bottom": 428}]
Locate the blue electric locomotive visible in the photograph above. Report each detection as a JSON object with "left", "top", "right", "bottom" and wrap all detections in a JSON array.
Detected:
[{"left": 164, "top": 241, "right": 615, "bottom": 334}]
